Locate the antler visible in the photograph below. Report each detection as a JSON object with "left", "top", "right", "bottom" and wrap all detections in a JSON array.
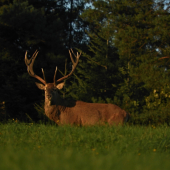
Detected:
[
  {"left": 25, "top": 50, "right": 46, "bottom": 85},
  {"left": 54, "top": 49, "right": 81, "bottom": 85}
]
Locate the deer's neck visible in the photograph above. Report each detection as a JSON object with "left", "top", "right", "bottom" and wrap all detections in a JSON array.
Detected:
[{"left": 44, "top": 96, "right": 74, "bottom": 123}]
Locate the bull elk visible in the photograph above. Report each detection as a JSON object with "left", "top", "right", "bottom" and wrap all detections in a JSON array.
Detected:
[{"left": 25, "top": 49, "right": 130, "bottom": 126}]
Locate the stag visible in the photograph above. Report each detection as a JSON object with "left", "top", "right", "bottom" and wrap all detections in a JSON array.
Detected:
[{"left": 25, "top": 49, "right": 130, "bottom": 126}]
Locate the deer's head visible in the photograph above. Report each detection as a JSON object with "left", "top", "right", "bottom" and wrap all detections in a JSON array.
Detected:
[
  {"left": 25, "top": 49, "right": 81, "bottom": 106},
  {"left": 35, "top": 82, "right": 65, "bottom": 106}
]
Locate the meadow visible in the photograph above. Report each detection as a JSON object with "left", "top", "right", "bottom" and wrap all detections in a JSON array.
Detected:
[{"left": 0, "top": 122, "right": 170, "bottom": 170}]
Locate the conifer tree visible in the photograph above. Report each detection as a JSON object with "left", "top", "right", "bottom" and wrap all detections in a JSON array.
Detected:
[
  {"left": 67, "top": 0, "right": 124, "bottom": 104},
  {"left": 109, "top": 0, "right": 170, "bottom": 121},
  {"left": 70, "top": 0, "right": 170, "bottom": 124},
  {"left": 0, "top": 0, "right": 64, "bottom": 121},
  {"left": 0, "top": 0, "right": 88, "bottom": 121}
]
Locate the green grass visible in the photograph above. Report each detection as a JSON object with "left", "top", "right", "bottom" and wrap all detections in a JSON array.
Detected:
[{"left": 0, "top": 122, "right": 170, "bottom": 170}]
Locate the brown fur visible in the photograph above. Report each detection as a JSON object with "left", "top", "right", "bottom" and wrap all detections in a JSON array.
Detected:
[{"left": 36, "top": 83, "right": 130, "bottom": 126}]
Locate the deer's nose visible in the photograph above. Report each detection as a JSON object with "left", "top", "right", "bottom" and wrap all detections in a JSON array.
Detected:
[{"left": 47, "top": 95, "right": 52, "bottom": 100}]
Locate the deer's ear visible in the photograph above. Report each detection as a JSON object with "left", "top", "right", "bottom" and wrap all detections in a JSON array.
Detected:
[
  {"left": 35, "top": 82, "right": 45, "bottom": 90},
  {"left": 56, "top": 82, "right": 65, "bottom": 90}
]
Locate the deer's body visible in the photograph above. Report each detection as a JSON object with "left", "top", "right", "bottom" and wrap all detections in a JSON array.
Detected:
[
  {"left": 45, "top": 99, "right": 128, "bottom": 126},
  {"left": 25, "top": 49, "right": 130, "bottom": 126}
]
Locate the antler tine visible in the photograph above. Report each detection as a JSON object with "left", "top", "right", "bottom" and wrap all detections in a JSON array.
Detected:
[
  {"left": 25, "top": 50, "right": 46, "bottom": 85},
  {"left": 25, "top": 50, "right": 39, "bottom": 65},
  {"left": 69, "top": 49, "right": 75, "bottom": 64},
  {"left": 41, "top": 68, "right": 46, "bottom": 83},
  {"left": 70, "top": 49, "right": 81, "bottom": 65},
  {"left": 56, "top": 49, "right": 81, "bottom": 83},
  {"left": 53, "top": 66, "right": 57, "bottom": 86}
]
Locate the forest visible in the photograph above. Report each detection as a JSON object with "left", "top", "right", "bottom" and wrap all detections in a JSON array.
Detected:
[{"left": 0, "top": 0, "right": 170, "bottom": 125}]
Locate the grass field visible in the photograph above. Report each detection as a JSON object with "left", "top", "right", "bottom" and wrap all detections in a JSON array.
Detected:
[{"left": 0, "top": 122, "right": 170, "bottom": 170}]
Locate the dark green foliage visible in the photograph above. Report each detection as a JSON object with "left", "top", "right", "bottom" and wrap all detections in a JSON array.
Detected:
[
  {"left": 110, "top": 0, "right": 170, "bottom": 124},
  {"left": 0, "top": 0, "right": 86, "bottom": 121},
  {"left": 1, "top": 0, "right": 170, "bottom": 125},
  {"left": 66, "top": 0, "right": 170, "bottom": 125}
]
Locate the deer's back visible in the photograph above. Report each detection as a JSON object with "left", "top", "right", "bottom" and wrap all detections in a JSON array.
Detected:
[{"left": 59, "top": 101, "right": 128, "bottom": 125}]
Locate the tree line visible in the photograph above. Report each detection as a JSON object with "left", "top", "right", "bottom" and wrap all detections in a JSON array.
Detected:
[{"left": 0, "top": 0, "right": 170, "bottom": 125}]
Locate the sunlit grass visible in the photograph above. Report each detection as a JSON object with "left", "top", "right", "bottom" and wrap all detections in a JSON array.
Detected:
[{"left": 0, "top": 122, "right": 170, "bottom": 170}]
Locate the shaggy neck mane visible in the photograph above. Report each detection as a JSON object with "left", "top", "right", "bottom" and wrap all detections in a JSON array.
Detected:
[{"left": 44, "top": 96, "right": 76, "bottom": 122}]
